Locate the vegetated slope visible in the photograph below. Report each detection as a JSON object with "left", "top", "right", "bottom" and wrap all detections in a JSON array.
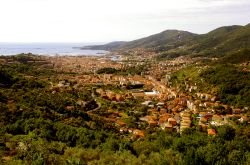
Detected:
[
  {"left": 83, "top": 23, "right": 250, "bottom": 58},
  {"left": 220, "top": 24, "right": 250, "bottom": 53},
  {"left": 83, "top": 30, "right": 197, "bottom": 51},
  {"left": 1, "top": 55, "right": 250, "bottom": 164},
  {"left": 190, "top": 25, "right": 250, "bottom": 56},
  {"left": 81, "top": 41, "right": 127, "bottom": 50},
  {"left": 216, "top": 48, "right": 250, "bottom": 64},
  {"left": 118, "top": 30, "right": 197, "bottom": 51},
  {"left": 158, "top": 24, "right": 250, "bottom": 58},
  {"left": 170, "top": 48, "right": 250, "bottom": 108},
  {"left": 189, "top": 25, "right": 243, "bottom": 54},
  {"left": 200, "top": 64, "right": 250, "bottom": 107}
]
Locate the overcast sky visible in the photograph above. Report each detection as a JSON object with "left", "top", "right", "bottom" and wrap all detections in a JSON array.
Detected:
[{"left": 0, "top": 0, "right": 249, "bottom": 43}]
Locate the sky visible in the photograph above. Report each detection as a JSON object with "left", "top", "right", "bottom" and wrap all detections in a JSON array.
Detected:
[{"left": 0, "top": 0, "right": 249, "bottom": 43}]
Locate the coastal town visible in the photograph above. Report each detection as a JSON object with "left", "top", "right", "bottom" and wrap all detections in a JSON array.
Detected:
[
  {"left": 1, "top": 0, "right": 250, "bottom": 163},
  {"left": 1, "top": 50, "right": 249, "bottom": 164},
  {"left": 41, "top": 52, "right": 249, "bottom": 139}
]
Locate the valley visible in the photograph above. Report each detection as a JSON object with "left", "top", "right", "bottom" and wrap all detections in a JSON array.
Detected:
[{"left": 0, "top": 48, "right": 249, "bottom": 164}]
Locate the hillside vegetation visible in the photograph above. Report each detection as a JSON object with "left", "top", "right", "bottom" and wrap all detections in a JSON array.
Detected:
[
  {"left": 1, "top": 54, "right": 250, "bottom": 164},
  {"left": 84, "top": 24, "right": 250, "bottom": 58},
  {"left": 1, "top": 23, "right": 250, "bottom": 164},
  {"left": 170, "top": 49, "right": 250, "bottom": 108}
]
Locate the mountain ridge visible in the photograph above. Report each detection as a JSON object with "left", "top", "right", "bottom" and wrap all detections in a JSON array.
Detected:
[{"left": 82, "top": 23, "right": 250, "bottom": 57}]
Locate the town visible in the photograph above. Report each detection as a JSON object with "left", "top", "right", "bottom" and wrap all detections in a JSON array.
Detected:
[
  {"left": 41, "top": 51, "right": 249, "bottom": 139},
  {"left": 1, "top": 51, "right": 249, "bottom": 164}
]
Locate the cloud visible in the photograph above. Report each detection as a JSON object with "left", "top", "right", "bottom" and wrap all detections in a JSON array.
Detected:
[{"left": 0, "top": 0, "right": 249, "bottom": 42}]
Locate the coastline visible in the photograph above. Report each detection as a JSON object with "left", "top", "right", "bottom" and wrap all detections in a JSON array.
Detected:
[{"left": 0, "top": 42, "right": 109, "bottom": 56}]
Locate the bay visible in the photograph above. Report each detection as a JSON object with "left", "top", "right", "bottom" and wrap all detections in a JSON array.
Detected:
[{"left": 0, "top": 43, "right": 108, "bottom": 56}]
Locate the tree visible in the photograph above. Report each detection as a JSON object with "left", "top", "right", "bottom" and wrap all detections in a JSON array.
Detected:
[{"left": 217, "top": 125, "right": 236, "bottom": 141}]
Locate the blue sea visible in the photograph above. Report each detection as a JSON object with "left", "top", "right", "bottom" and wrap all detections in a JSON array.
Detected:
[{"left": 0, "top": 43, "right": 108, "bottom": 56}]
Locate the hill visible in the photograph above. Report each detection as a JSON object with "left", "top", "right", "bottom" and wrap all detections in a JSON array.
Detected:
[
  {"left": 117, "top": 30, "right": 197, "bottom": 51},
  {"left": 216, "top": 48, "right": 250, "bottom": 64},
  {"left": 81, "top": 41, "right": 126, "bottom": 51},
  {"left": 190, "top": 25, "right": 250, "bottom": 56},
  {"left": 1, "top": 54, "right": 250, "bottom": 164},
  {"left": 189, "top": 25, "right": 242, "bottom": 54},
  {"left": 83, "top": 23, "right": 250, "bottom": 57},
  {"left": 82, "top": 30, "right": 197, "bottom": 52}
]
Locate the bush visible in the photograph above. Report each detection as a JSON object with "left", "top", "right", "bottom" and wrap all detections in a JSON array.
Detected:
[{"left": 96, "top": 68, "right": 118, "bottom": 74}]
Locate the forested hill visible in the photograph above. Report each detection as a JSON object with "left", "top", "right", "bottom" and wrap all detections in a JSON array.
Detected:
[
  {"left": 83, "top": 23, "right": 250, "bottom": 57},
  {"left": 81, "top": 30, "right": 197, "bottom": 51},
  {"left": 114, "top": 30, "right": 197, "bottom": 51},
  {"left": 81, "top": 41, "right": 127, "bottom": 51},
  {"left": 1, "top": 54, "right": 250, "bottom": 164}
]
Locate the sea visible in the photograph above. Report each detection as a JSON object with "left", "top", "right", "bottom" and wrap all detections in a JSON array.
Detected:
[{"left": 0, "top": 43, "right": 108, "bottom": 56}]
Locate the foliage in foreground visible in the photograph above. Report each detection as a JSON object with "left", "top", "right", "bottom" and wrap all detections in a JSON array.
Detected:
[{"left": 0, "top": 55, "right": 249, "bottom": 164}]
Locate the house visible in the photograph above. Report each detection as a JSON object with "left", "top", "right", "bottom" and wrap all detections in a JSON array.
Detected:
[
  {"left": 159, "top": 113, "right": 171, "bottom": 125},
  {"left": 139, "top": 116, "right": 149, "bottom": 122},
  {"left": 164, "top": 123, "right": 173, "bottom": 131},
  {"left": 58, "top": 80, "right": 65, "bottom": 88},
  {"left": 203, "top": 113, "right": 213, "bottom": 120},
  {"left": 188, "top": 85, "right": 198, "bottom": 92},
  {"left": 187, "top": 100, "right": 196, "bottom": 110},
  {"left": 180, "top": 111, "right": 192, "bottom": 132},
  {"left": 128, "top": 128, "right": 134, "bottom": 133},
  {"left": 106, "top": 91, "right": 116, "bottom": 100},
  {"left": 198, "top": 123, "right": 208, "bottom": 131},
  {"left": 204, "top": 102, "right": 213, "bottom": 107},
  {"left": 239, "top": 116, "right": 249, "bottom": 123},
  {"left": 156, "top": 102, "right": 165, "bottom": 107},
  {"left": 144, "top": 90, "right": 160, "bottom": 97},
  {"left": 204, "top": 94, "right": 212, "bottom": 101},
  {"left": 96, "top": 88, "right": 105, "bottom": 95},
  {"left": 181, "top": 112, "right": 191, "bottom": 118},
  {"left": 76, "top": 100, "right": 87, "bottom": 107},
  {"left": 131, "top": 91, "right": 145, "bottom": 99},
  {"left": 141, "top": 101, "right": 152, "bottom": 106},
  {"left": 133, "top": 129, "right": 145, "bottom": 138},
  {"left": 149, "top": 109, "right": 159, "bottom": 116},
  {"left": 198, "top": 112, "right": 206, "bottom": 117},
  {"left": 212, "top": 115, "right": 223, "bottom": 121},
  {"left": 179, "top": 98, "right": 187, "bottom": 106},
  {"left": 119, "top": 127, "right": 128, "bottom": 133},
  {"left": 181, "top": 119, "right": 192, "bottom": 126},
  {"left": 200, "top": 117, "right": 208, "bottom": 124},
  {"left": 65, "top": 106, "right": 74, "bottom": 111},
  {"left": 115, "top": 94, "right": 124, "bottom": 102},
  {"left": 172, "top": 105, "right": 184, "bottom": 113},
  {"left": 211, "top": 115, "right": 223, "bottom": 126},
  {"left": 174, "top": 114, "right": 181, "bottom": 124},
  {"left": 168, "top": 118, "right": 177, "bottom": 126},
  {"left": 211, "top": 96, "right": 218, "bottom": 102},
  {"left": 148, "top": 120, "right": 158, "bottom": 127},
  {"left": 159, "top": 108, "right": 167, "bottom": 114},
  {"left": 207, "top": 128, "right": 217, "bottom": 136},
  {"left": 232, "top": 109, "right": 241, "bottom": 114},
  {"left": 115, "top": 120, "right": 126, "bottom": 127}
]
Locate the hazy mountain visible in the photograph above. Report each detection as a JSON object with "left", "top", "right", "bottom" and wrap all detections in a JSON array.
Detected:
[{"left": 81, "top": 41, "right": 126, "bottom": 51}]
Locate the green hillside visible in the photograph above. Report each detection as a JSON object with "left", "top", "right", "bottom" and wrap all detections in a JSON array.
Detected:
[
  {"left": 1, "top": 55, "right": 250, "bottom": 164},
  {"left": 118, "top": 30, "right": 197, "bottom": 51},
  {"left": 81, "top": 41, "right": 127, "bottom": 51},
  {"left": 216, "top": 48, "right": 250, "bottom": 64},
  {"left": 190, "top": 25, "right": 250, "bottom": 56},
  {"left": 84, "top": 23, "right": 250, "bottom": 58},
  {"left": 190, "top": 25, "right": 242, "bottom": 54},
  {"left": 170, "top": 48, "right": 250, "bottom": 108}
]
